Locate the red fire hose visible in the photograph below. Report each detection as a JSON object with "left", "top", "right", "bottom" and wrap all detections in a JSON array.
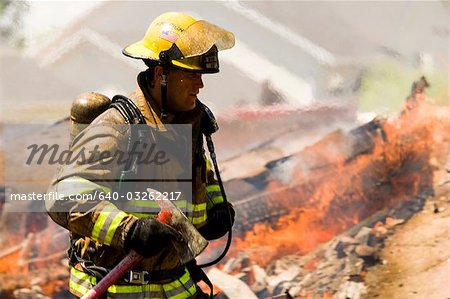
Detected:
[
  {"left": 80, "top": 249, "right": 143, "bottom": 299},
  {"left": 80, "top": 210, "right": 173, "bottom": 299}
]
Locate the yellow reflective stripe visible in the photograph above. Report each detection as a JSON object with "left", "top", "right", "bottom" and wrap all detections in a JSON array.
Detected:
[
  {"left": 71, "top": 266, "right": 96, "bottom": 284},
  {"left": 169, "top": 283, "right": 196, "bottom": 299},
  {"left": 91, "top": 203, "right": 127, "bottom": 245},
  {"left": 57, "top": 176, "right": 111, "bottom": 197},
  {"left": 163, "top": 269, "right": 196, "bottom": 299},
  {"left": 206, "top": 184, "right": 224, "bottom": 209},
  {"left": 107, "top": 284, "right": 163, "bottom": 293},
  {"left": 188, "top": 213, "right": 207, "bottom": 225},
  {"left": 172, "top": 268, "right": 190, "bottom": 289},
  {"left": 108, "top": 284, "right": 166, "bottom": 299},
  {"left": 105, "top": 210, "right": 127, "bottom": 245},
  {"left": 206, "top": 184, "right": 220, "bottom": 193},
  {"left": 69, "top": 278, "right": 90, "bottom": 296},
  {"left": 174, "top": 200, "right": 187, "bottom": 210},
  {"left": 187, "top": 201, "right": 207, "bottom": 225},
  {"left": 107, "top": 284, "right": 144, "bottom": 293},
  {"left": 70, "top": 267, "right": 95, "bottom": 296},
  {"left": 212, "top": 195, "right": 224, "bottom": 204},
  {"left": 205, "top": 156, "right": 213, "bottom": 172},
  {"left": 208, "top": 194, "right": 224, "bottom": 206},
  {"left": 183, "top": 202, "right": 206, "bottom": 213},
  {"left": 191, "top": 202, "right": 207, "bottom": 212},
  {"left": 91, "top": 204, "right": 114, "bottom": 241}
]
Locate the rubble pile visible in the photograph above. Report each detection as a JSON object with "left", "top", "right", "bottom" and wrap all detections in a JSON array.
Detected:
[{"left": 206, "top": 194, "right": 425, "bottom": 299}]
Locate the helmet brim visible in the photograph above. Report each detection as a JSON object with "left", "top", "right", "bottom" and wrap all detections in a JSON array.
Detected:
[
  {"left": 122, "top": 40, "right": 160, "bottom": 60},
  {"left": 123, "top": 20, "right": 234, "bottom": 61}
]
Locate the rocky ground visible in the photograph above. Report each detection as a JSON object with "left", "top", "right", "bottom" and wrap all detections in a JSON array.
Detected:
[{"left": 364, "top": 189, "right": 450, "bottom": 299}]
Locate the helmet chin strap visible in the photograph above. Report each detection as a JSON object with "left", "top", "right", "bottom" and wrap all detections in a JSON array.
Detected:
[
  {"left": 159, "top": 46, "right": 182, "bottom": 121},
  {"left": 158, "top": 50, "right": 170, "bottom": 120},
  {"left": 160, "top": 69, "right": 169, "bottom": 120}
]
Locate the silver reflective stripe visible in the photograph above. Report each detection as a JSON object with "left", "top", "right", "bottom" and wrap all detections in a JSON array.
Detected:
[
  {"left": 70, "top": 275, "right": 93, "bottom": 290},
  {"left": 162, "top": 268, "right": 197, "bottom": 299},
  {"left": 188, "top": 202, "right": 206, "bottom": 213},
  {"left": 187, "top": 201, "right": 207, "bottom": 225},
  {"left": 106, "top": 292, "right": 144, "bottom": 299},
  {"left": 107, "top": 294, "right": 139, "bottom": 299},
  {"left": 91, "top": 203, "right": 127, "bottom": 246},
  {"left": 106, "top": 291, "right": 164, "bottom": 299},
  {"left": 69, "top": 267, "right": 95, "bottom": 296},
  {"left": 164, "top": 278, "right": 195, "bottom": 298},
  {"left": 207, "top": 191, "right": 222, "bottom": 201},
  {"left": 206, "top": 184, "right": 224, "bottom": 209},
  {"left": 190, "top": 211, "right": 206, "bottom": 219},
  {"left": 97, "top": 209, "right": 122, "bottom": 244}
]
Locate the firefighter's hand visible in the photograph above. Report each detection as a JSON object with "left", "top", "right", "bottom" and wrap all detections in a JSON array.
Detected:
[
  {"left": 198, "top": 202, "right": 235, "bottom": 240},
  {"left": 125, "top": 218, "right": 185, "bottom": 257}
]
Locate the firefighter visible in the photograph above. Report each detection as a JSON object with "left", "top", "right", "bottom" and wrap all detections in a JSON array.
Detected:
[{"left": 46, "top": 12, "right": 235, "bottom": 298}]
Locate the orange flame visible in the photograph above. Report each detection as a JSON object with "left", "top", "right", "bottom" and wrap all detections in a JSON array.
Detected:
[{"left": 232, "top": 102, "right": 450, "bottom": 267}]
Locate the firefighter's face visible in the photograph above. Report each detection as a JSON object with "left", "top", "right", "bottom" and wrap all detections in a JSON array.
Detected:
[{"left": 166, "top": 69, "right": 204, "bottom": 112}]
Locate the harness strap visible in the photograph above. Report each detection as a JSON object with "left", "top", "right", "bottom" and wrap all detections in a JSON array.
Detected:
[
  {"left": 109, "top": 95, "right": 147, "bottom": 193},
  {"left": 186, "top": 260, "right": 214, "bottom": 299},
  {"left": 110, "top": 95, "right": 146, "bottom": 125}
]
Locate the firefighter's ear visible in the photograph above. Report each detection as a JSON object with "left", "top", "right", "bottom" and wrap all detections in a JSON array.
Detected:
[{"left": 154, "top": 66, "right": 164, "bottom": 83}]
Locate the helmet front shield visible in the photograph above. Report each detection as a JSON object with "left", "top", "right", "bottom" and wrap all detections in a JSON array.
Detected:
[{"left": 174, "top": 20, "right": 235, "bottom": 58}]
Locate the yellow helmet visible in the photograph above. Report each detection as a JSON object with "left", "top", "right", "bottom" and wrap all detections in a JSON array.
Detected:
[{"left": 123, "top": 12, "right": 235, "bottom": 73}]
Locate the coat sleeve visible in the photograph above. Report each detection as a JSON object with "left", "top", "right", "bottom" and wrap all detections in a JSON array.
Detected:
[
  {"left": 205, "top": 155, "right": 231, "bottom": 210},
  {"left": 46, "top": 112, "right": 137, "bottom": 249},
  {"left": 197, "top": 155, "right": 235, "bottom": 240}
]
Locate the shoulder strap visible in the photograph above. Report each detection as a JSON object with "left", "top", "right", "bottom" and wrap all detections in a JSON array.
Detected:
[
  {"left": 110, "top": 95, "right": 147, "bottom": 193},
  {"left": 110, "top": 95, "right": 146, "bottom": 125}
]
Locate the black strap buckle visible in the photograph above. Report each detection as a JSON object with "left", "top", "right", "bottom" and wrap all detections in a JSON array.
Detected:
[{"left": 124, "top": 270, "right": 150, "bottom": 284}]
